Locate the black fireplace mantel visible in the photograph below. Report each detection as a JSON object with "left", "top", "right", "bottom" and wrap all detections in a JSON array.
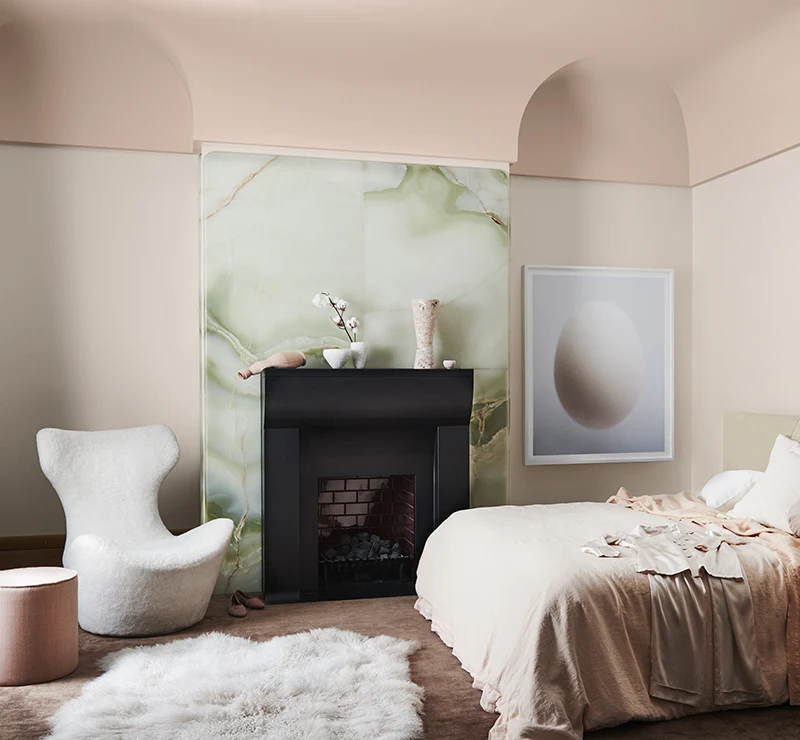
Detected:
[
  {"left": 261, "top": 368, "right": 474, "bottom": 427},
  {"left": 261, "top": 368, "right": 474, "bottom": 603}
]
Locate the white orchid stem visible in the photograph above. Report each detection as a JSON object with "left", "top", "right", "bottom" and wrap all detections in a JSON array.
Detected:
[{"left": 327, "top": 294, "right": 354, "bottom": 343}]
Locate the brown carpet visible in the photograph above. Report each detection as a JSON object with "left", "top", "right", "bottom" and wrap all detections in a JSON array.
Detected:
[{"left": 1, "top": 595, "right": 799, "bottom": 740}]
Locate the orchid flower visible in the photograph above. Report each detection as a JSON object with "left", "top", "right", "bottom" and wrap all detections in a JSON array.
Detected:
[
  {"left": 345, "top": 317, "right": 359, "bottom": 341},
  {"left": 312, "top": 292, "right": 359, "bottom": 343}
]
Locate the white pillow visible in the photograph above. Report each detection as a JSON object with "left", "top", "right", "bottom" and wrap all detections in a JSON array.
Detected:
[
  {"left": 699, "top": 469, "right": 764, "bottom": 511},
  {"left": 730, "top": 434, "right": 800, "bottom": 531}
]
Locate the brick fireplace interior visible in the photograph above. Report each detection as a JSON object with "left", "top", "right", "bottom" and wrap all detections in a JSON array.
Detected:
[
  {"left": 318, "top": 475, "right": 415, "bottom": 589},
  {"left": 318, "top": 475, "right": 415, "bottom": 553}
]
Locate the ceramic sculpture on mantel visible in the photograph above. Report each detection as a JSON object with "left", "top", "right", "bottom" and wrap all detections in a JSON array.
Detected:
[
  {"left": 237, "top": 351, "right": 306, "bottom": 379},
  {"left": 312, "top": 292, "right": 366, "bottom": 369},
  {"left": 412, "top": 299, "right": 440, "bottom": 369}
]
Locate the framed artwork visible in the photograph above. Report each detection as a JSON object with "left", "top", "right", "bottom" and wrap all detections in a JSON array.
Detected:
[{"left": 523, "top": 265, "right": 674, "bottom": 465}]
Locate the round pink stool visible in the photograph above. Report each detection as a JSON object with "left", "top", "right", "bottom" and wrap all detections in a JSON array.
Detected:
[{"left": 0, "top": 567, "right": 79, "bottom": 685}]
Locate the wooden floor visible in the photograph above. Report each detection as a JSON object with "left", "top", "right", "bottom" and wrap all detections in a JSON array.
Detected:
[{"left": 2, "top": 555, "right": 800, "bottom": 739}]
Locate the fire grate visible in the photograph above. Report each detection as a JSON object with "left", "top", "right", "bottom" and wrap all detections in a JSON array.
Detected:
[
  {"left": 319, "top": 531, "right": 413, "bottom": 587},
  {"left": 318, "top": 551, "right": 413, "bottom": 588}
]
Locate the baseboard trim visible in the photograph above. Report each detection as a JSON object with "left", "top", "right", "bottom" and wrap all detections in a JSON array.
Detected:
[
  {"left": 0, "top": 529, "right": 191, "bottom": 552},
  {"left": 0, "top": 534, "right": 65, "bottom": 551}
]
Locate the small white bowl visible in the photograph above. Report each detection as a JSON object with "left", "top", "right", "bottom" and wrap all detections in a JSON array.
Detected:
[
  {"left": 443, "top": 360, "right": 456, "bottom": 370},
  {"left": 323, "top": 348, "right": 351, "bottom": 369}
]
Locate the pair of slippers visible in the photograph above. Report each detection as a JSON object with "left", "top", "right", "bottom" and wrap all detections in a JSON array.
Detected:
[{"left": 227, "top": 590, "right": 266, "bottom": 618}]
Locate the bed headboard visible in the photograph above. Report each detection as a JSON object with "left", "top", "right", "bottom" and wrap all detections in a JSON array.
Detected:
[{"left": 723, "top": 413, "right": 800, "bottom": 471}]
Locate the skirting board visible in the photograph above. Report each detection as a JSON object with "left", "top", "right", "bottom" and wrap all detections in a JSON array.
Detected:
[
  {"left": 0, "top": 534, "right": 66, "bottom": 551},
  {"left": 0, "top": 530, "right": 190, "bottom": 552}
]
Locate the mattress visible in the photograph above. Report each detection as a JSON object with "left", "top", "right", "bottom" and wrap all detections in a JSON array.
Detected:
[{"left": 414, "top": 494, "right": 800, "bottom": 739}]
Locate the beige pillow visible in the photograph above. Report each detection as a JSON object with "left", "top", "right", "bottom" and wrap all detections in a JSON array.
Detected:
[{"left": 730, "top": 434, "right": 800, "bottom": 532}]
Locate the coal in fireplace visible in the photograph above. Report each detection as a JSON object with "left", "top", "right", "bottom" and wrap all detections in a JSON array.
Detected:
[{"left": 261, "top": 368, "right": 473, "bottom": 602}]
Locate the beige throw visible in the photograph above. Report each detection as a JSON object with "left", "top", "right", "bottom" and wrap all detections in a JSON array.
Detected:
[
  {"left": 610, "top": 488, "right": 800, "bottom": 705},
  {"left": 582, "top": 519, "right": 764, "bottom": 707}
]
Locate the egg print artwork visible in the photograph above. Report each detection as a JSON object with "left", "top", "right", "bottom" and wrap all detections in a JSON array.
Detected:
[{"left": 553, "top": 300, "right": 644, "bottom": 429}]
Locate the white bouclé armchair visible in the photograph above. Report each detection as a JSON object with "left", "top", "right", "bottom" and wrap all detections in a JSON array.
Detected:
[{"left": 36, "top": 425, "right": 233, "bottom": 637}]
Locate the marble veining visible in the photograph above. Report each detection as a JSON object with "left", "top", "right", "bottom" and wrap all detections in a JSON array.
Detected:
[{"left": 202, "top": 153, "right": 509, "bottom": 593}]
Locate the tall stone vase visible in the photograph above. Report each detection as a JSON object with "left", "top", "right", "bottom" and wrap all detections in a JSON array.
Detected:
[{"left": 412, "top": 299, "right": 440, "bottom": 369}]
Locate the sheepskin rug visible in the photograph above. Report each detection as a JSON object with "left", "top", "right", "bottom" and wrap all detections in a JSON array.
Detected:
[{"left": 46, "top": 628, "right": 423, "bottom": 740}]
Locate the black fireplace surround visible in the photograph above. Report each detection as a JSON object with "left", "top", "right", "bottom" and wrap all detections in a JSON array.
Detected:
[{"left": 261, "top": 368, "right": 473, "bottom": 603}]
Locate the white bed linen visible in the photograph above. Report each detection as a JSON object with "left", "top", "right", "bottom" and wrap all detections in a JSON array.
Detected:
[{"left": 415, "top": 501, "right": 795, "bottom": 740}]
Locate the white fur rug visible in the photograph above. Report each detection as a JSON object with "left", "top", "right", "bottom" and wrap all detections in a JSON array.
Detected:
[{"left": 46, "top": 628, "right": 423, "bottom": 740}]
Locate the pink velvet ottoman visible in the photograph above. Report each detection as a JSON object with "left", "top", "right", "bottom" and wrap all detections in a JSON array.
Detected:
[{"left": 0, "top": 567, "right": 79, "bottom": 685}]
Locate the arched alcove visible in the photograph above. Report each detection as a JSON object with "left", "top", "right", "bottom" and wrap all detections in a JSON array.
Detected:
[
  {"left": 0, "top": 17, "right": 193, "bottom": 152},
  {"left": 513, "top": 59, "right": 689, "bottom": 186}
]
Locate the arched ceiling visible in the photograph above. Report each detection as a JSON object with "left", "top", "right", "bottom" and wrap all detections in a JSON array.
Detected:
[
  {"left": 1, "top": 0, "right": 798, "bottom": 183},
  {"left": 514, "top": 58, "right": 691, "bottom": 185}
]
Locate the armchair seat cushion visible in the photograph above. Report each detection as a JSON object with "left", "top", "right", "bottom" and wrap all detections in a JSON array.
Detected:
[{"left": 72, "top": 519, "right": 234, "bottom": 571}]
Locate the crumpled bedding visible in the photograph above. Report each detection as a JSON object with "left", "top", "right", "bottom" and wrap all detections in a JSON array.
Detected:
[
  {"left": 582, "top": 520, "right": 748, "bottom": 577},
  {"left": 414, "top": 490, "right": 800, "bottom": 739},
  {"left": 582, "top": 519, "right": 763, "bottom": 707}
]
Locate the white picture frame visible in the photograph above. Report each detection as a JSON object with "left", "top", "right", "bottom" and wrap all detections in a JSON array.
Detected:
[{"left": 523, "top": 265, "right": 674, "bottom": 466}]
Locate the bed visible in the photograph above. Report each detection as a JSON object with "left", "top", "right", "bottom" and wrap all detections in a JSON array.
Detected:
[{"left": 415, "top": 413, "right": 800, "bottom": 739}]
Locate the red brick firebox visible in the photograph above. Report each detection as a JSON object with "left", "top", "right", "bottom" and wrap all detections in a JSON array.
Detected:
[{"left": 317, "top": 475, "right": 415, "bottom": 556}]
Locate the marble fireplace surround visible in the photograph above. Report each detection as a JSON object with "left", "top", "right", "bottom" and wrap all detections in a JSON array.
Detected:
[{"left": 201, "top": 144, "right": 510, "bottom": 594}]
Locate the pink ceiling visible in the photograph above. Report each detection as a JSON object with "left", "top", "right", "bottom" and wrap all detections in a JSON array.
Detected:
[
  {"left": 514, "top": 60, "right": 691, "bottom": 186},
  {"left": 1, "top": 0, "right": 798, "bottom": 183}
]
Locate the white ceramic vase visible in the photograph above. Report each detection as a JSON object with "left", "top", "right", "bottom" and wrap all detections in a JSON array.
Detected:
[
  {"left": 350, "top": 341, "right": 368, "bottom": 369},
  {"left": 323, "top": 348, "right": 351, "bottom": 369},
  {"left": 412, "top": 299, "right": 439, "bottom": 369}
]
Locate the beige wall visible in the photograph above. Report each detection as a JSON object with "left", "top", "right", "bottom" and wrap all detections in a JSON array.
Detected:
[
  {"left": 0, "top": 144, "right": 200, "bottom": 536},
  {"left": 2, "top": 145, "right": 697, "bottom": 536},
  {"left": 3, "top": 145, "right": 797, "bottom": 533},
  {"left": 509, "top": 176, "right": 693, "bottom": 504},
  {"left": 691, "top": 145, "right": 800, "bottom": 489},
  {"left": 513, "top": 61, "right": 689, "bottom": 186}
]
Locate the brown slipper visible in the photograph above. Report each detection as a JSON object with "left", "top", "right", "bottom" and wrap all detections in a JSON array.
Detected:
[
  {"left": 228, "top": 595, "right": 247, "bottom": 618},
  {"left": 234, "top": 590, "right": 265, "bottom": 610}
]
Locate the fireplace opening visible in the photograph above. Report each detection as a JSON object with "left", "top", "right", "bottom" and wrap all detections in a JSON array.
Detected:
[{"left": 317, "top": 475, "right": 415, "bottom": 590}]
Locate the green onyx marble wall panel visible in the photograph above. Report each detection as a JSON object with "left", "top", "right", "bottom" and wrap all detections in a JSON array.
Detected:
[{"left": 202, "top": 152, "right": 509, "bottom": 593}]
